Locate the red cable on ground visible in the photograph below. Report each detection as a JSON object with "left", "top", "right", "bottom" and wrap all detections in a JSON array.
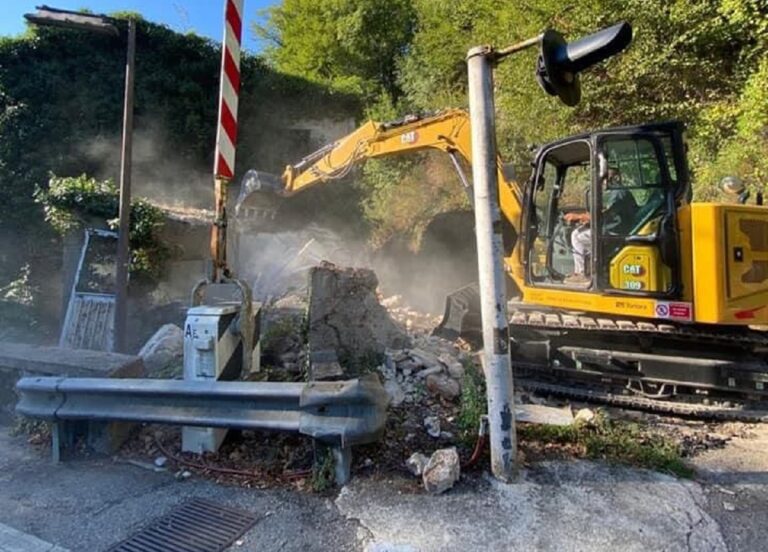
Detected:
[
  {"left": 153, "top": 435, "right": 312, "bottom": 481},
  {"left": 461, "top": 415, "right": 489, "bottom": 470},
  {"left": 461, "top": 434, "right": 487, "bottom": 470}
]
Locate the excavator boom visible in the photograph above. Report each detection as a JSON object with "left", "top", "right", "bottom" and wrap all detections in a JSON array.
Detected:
[{"left": 236, "top": 109, "right": 524, "bottom": 239}]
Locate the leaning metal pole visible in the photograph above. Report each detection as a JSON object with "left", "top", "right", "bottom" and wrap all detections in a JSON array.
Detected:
[
  {"left": 466, "top": 45, "right": 516, "bottom": 481},
  {"left": 113, "top": 18, "right": 136, "bottom": 353}
]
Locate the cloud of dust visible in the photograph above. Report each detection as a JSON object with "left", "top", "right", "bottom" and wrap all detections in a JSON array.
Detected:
[
  {"left": 233, "top": 205, "right": 477, "bottom": 315},
  {"left": 78, "top": 118, "right": 478, "bottom": 317},
  {"left": 80, "top": 122, "right": 213, "bottom": 211}
]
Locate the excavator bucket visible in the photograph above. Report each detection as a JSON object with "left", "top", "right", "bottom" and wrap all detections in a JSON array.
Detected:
[
  {"left": 234, "top": 169, "right": 286, "bottom": 217},
  {"left": 433, "top": 282, "right": 483, "bottom": 344}
]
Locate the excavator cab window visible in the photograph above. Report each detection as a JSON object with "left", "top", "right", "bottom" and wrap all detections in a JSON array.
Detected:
[
  {"left": 527, "top": 140, "right": 593, "bottom": 286},
  {"left": 593, "top": 132, "right": 679, "bottom": 295},
  {"left": 525, "top": 127, "right": 682, "bottom": 297}
]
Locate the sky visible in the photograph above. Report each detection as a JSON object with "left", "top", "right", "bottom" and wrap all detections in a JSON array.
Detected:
[{"left": 0, "top": 0, "right": 278, "bottom": 52}]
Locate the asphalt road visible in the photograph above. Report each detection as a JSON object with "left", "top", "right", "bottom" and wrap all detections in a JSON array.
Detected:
[{"left": 1, "top": 424, "right": 767, "bottom": 552}]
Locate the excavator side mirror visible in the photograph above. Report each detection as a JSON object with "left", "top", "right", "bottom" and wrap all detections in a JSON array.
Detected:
[{"left": 536, "top": 22, "right": 633, "bottom": 106}]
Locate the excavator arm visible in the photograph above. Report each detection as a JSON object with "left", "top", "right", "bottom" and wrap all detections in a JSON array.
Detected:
[{"left": 245, "top": 109, "right": 524, "bottom": 235}]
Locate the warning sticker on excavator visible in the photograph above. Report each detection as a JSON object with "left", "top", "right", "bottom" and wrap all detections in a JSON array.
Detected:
[{"left": 654, "top": 301, "right": 692, "bottom": 321}]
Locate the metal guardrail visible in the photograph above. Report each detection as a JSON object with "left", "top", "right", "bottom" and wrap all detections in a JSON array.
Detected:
[{"left": 16, "top": 374, "right": 388, "bottom": 449}]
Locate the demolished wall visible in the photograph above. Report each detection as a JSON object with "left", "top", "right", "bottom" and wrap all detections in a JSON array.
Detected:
[{"left": 307, "top": 262, "right": 410, "bottom": 378}]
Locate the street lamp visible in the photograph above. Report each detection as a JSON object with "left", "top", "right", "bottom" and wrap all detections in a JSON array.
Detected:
[
  {"left": 466, "top": 22, "right": 632, "bottom": 481},
  {"left": 24, "top": 5, "right": 136, "bottom": 353}
]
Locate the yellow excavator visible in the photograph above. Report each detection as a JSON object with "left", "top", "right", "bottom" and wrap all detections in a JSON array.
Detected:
[{"left": 237, "top": 54, "right": 768, "bottom": 421}]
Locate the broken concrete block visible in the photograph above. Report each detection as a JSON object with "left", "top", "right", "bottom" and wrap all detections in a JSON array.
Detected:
[
  {"left": 423, "top": 416, "right": 441, "bottom": 438},
  {"left": 417, "top": 365, "right": 443, "bottom": 379},
  {"left": 384, "top": 379, "right": 406, "bottom": 407},
  {"left": 515, "top": 404, "right": 574, "bottom": 426},
  {"left": 422, "top": 447, "right": 460, "bottom": 494},
  {"left": 439, "top": 355, "right": 465, "bottom": 380},
  {"left": 425, "top": 373, "right": 461, "bottom": 401},
  {"left": 308, "top": 262, "right": 410, "bottom": 377},
  {"left": 138, "top": 323, "right": 183, "bottom": 376},
  {"left": 0, "top": 342, "right": 144, "bottom": 440},
  {"left": 309, "top": 349, "right": 345, "bottom": 381},
  {"left": 405, "top": 452, "right": 429, "bottom": 476},
  {"left": 574, "top": 408, "right": 596, "bottom": 426},
  {"left": 409, "top": 348, "right": 441, "bottom": 370}
]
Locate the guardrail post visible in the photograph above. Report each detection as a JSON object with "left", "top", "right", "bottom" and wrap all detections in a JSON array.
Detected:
[
  {"left": 51, "top": 422, "right": 62, "bottom": 464},
  {"left": 332, "top": 446, "right": 352, "bottom": 485}
]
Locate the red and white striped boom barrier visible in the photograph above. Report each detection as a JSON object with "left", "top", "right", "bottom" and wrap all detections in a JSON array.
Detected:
[{"left": 211, "top": 0, "right": 244, "bottom": 281}]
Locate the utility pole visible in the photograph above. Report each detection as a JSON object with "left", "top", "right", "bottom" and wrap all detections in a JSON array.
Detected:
[
  {"left": 465, "top": 23, "right": 632, "bottom": 481},
  {"left": 113, "top": 18, "right": 136, "bottom": 353},
  {"left": 466, "top": 45, "right": 518, "bottom": 482}
]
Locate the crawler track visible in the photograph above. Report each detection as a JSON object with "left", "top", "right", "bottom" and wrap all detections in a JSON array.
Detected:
[
  {"left": 517, "top": 376, "right": 768, "bottom": 423},
  {"left": 505, "top": 308, "right": 768, "bottom": 421}
]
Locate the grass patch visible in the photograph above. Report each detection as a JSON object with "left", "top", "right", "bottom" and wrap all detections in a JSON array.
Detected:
[
  {"left": 311, "top": 445, "right": 336, "bottom": 492},
  {"left": 458, "top": 363, "right": 486, "bottom": 436},
  {"left": 443, "top": 356, "right": 691, "bottom": 478},
  {"left": 519, "top": 411, "right": 694, "bottom": 478}
]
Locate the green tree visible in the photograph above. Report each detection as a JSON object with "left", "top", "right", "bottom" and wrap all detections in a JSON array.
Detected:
[{"left": 256, "top": 0, "right": 416, "bottom": 104}]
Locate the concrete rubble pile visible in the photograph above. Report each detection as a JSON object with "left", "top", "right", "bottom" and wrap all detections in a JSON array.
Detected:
[
  {"left": 132, "top": 261, "right": 580, "bottom": 494},
  {"left": 378, "top": 339, "right": 468, "bottom": 407}
]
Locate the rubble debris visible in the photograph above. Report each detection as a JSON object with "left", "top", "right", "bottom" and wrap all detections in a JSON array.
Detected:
[
  {"left": 422, "top": 447, "right": 460, "bottom": 494},
  {"left": 723, "top": 502, "right": 736, "bottom": 512},
  {"left": 714, "top": 485, "right": 736, "bottom": 496},
  {"left": 417, "top": 365, "right": 443, "bottom": 379},
  {"left": 574, "top": 408, "right": 596, "bottom": 426},
  {"left": 261, "top": 300, "right": 306, "bottom": 371},
  {"left": 175, "top": 470, "right": 192, "bottom": 480},
  {"left": 516, "top": 404, "right": 574, "bottom": 426},
  {"left": 138, "top": 324, "right": 183, "bottom": 377},
  {"left": 405, "top": 452, "right": 429, "bottom": 476},
  {"left": 384, "top": 379, "right": 406, "bottom": 407},
  {"left": 408, "top": 348, "right": 441, "bottom": 370},
  {"left": 440, "top": 355, "right": 465, "bottom": 379},
  {"left": 153, "top": 456, "right": 168, "bottom": 468},
  {"left": 425, "top": 373, "right": 461, "bottom": 401},
  {"left": 308, "top": 262, "right": 410, "bottom": 378},
  {"left": 423, "top": 416, "right": 441, "bottom": 438}
]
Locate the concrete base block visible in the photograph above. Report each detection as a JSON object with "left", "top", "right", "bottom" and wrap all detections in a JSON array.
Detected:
[{"left": 182, "top": 426, "right": 229, "bottom": 454}]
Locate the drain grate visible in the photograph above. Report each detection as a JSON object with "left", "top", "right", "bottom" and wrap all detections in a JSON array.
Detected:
[{"left": 107, "top": 498, "right": 259, "bottom": 552}]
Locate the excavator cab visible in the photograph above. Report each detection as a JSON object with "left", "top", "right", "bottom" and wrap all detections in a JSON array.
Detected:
[{"left": 524, "top": 122, "right": 687, "bottom": 298}]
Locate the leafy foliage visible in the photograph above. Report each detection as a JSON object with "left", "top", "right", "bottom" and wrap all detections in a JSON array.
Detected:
[
  {"left": 0, "top": 264, "right": 36, "bottom": 307},
  {"left": 0, "top": 15, "right": 359, "bottom": 233},
  {"left": 261, "top": 0, "right": 767, "bottom": 244},
  {"left": 256, "top": 0, "right": 416, "bottom": 104},
  {"left": 0, "top": 12, "right": 362, "bottom": 314},
  {"left": 35, "top": 174, "right": 168, "bottom": 279}
]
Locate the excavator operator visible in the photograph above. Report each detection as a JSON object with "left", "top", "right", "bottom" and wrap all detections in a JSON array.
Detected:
[{"left": 563, "top": 167, "right": 636, "bottom": 285}]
